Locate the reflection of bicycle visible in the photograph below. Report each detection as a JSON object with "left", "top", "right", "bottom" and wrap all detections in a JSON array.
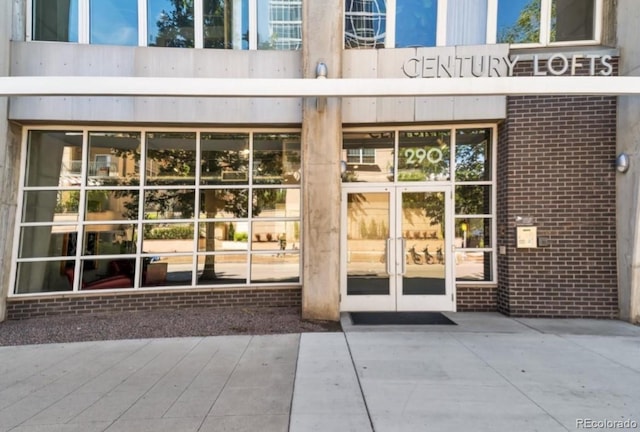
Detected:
[
  {"left": 422, "top": 245, "right": 435, "bottom": 265},
  {"left": 407, "top": 245, "right": 423, "bottom": 265}
]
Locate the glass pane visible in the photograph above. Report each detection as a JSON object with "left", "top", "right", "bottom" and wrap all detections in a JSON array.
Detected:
[
  {"left": 346, "top": 192, "right": 390, "bottom": 295},
  {"left": 78, "top": 257, "right": 135, "bottom": 290},
  {"left": 455, "top": 185, "right": 492, "bottom": 215},
  {"left": 201, "top": 133, "right": 249, "bottom": 185},
  {"left": 398, "top": 130, "right": 450, "bottom": 182},
  {"left": 197, "top": 254, "right": 247, "bottom": 284},
  {"left": 455, "top": 128, "right": 492, "bottom": 182},
  {"left": 251, "top": 253, "right": 299, "bottom": 283},
  {"left": 204, "top": 0, "right": 249, "bottom": 49},
  {"left": 33, "top": 0, "right": 78, "bottom": 42},
  {"left": 146, "top": 132, "right": 196, "bottom": 185},
  {"left": 147, "top": 0, "right": 194, "bottom": 47},
  {"left": 82, "top": 225, "right": 138, "bottom": 255},
  {"left": 26, "top": 131, "right": 83, "bottom": 187},
  {"left": 144, "top": 189, "right": 196, "bottom": 219},
  {"left": 88, "top": 132, "right": 140, "bottom": 186},
  {"left": 402, "top": 191, "right": 446, "bottom": 295},
  {"left": 198, "top": 221, "right": 249, "bottom": 252},
  {"left": 19, "top": 227, "right": 77, "bottom": 258},
  {"left": 551, "top": 0, "right": 594, "bottom": 42},
  {"left": 23, "top": 190, "right": 79, "bottom": 223},
  {"left": 455, "top": 218, "right": 492, "bottom": 248},
  {"left": 447, "top": 0, "right": 487, "bottom": 45},
  {"left": 90, "top": 0, "right": 138, "bottom": 45},
  {"left": 251, "top": 221, "right": 300, "bottom": 251},
  {"left": 86, "top": 190, "right": 140, "bottom": 221},
  {"left": 396, "top": 0, "right": 437, "bottom": 47},
  {"left": 142, "top": 223, "right": 196, "bottom": 253},
  {"left": 252, "top": 189, "right": 300, "bottom": 218},
  {"left": 253, "top": 133, "right": 301, "bottom": 185},
  {"left": 200, "top": 189, "right": 249, "bottom": 218},
  {"left": 140, "top": 255, "right": 193, "bottom": 287},
  {"left": 345, "top": 0, "right": 386, "bottom": 48},
  {"left": 497, "top": 0, "right": 540, "bottom": 44},
  {"left": 456, "top": 251, "right": 493, "bottom": 281},
  {"left": 257, "top": 0, "right": 302, "bottom": 50},
  {"left": 15, "top": 261, "right": 73, "bottom": 294},
  {"left": 342, "top": 132, "right": 394, "bottom": 183}
]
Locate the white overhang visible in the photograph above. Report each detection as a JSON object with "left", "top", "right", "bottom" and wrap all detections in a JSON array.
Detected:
[{"left": 0, "top": 76, "right": 638, "bottom": 97}]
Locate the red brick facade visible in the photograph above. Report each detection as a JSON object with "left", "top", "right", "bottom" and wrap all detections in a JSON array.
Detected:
[{"left": 496, "top": 59, "right": 619, "bottom": 318}]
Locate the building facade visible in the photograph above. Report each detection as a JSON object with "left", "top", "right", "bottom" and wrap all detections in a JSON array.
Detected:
[{"left": 0, "top": 0, "right": 639, "bottom": 323}]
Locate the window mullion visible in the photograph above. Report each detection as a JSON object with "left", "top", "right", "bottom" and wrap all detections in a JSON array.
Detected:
[
  {"left": 139, "top": 0, "right": 147, "bottom": 46},
  {"left": 249, "top": 0, "right": 258, "bottom": 49},
  {"left": 486, "top": 0, "right": 498, "bottom": 44},
  {"left": 436, "top": 0, "right": 447, "bottom": 46},
  {"left": 194, "top": 0, "right": 204, "bottom": 49},
  {"left": 386, "top": 0, "right": 396, "bottom": 48},
  {"left": 540, "top": 0, "right": 552, "bottom": 45},
  {"left": 79, "top": 0, "right": 89, "bottom": 44}
]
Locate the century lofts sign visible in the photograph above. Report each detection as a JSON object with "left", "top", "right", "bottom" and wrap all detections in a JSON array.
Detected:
[{"left": 402, "top": 53, "right": 614, "bottom": 78}]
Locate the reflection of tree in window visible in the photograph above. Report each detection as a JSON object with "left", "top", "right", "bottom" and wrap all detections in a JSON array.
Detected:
[
  {"left": 498, "top": 0, "right": 542, "bottom": 44},
  {"left": 150, "top": 0, "right": 195, "bottom": 47},
  {"left": 203, "top": 0, "right": 249, "bottom": 49}
]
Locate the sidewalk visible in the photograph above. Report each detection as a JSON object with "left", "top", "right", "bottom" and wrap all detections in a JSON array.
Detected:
[{"left": 1, "top": 313, "right": 639, "bottom": 432}]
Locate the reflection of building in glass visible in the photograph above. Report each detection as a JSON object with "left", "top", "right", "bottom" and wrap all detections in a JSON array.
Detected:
[
  {"left": 345, "top": 0, "right": 386, "bottom": 48},
  {"left": 268, "top": 0, "right": 302, "bottom": 50}
]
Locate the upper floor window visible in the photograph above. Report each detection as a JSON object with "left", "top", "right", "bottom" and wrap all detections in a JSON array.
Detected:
[
  {"left": 345, "top": 0, "right": 601, "bottom": 49},
  {"left": 30, "top": 0, "right": 302, "bottom": 50}
]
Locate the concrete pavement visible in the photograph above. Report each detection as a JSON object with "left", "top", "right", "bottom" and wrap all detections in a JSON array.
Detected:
[{"left": 0, "top": 313, "right": 639, "bottom": 431}]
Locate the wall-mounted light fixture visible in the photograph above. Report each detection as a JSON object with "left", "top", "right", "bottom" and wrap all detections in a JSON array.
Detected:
[
  {"left": 616, "top": 152, "right": 630, "bottom": 173},
  {"left": 316, "top": 62, "right": 328, "bottom": 112}
]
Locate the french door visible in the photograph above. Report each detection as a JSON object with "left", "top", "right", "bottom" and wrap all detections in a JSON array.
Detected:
[{"left": 340, "top": 186, "right": 454, "bottom": 311}]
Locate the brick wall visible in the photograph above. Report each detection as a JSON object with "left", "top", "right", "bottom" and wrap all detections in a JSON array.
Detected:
[
  {"left": 6, "top": 287, "right": 301, "bottom": 320},
  {"left": 457, "top": 285, "right": 497, "bottom": 312},
  {"left": 496, "top": 59, "right": 619, "bottom": 318}
]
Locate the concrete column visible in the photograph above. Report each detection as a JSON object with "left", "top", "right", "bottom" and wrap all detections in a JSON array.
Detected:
[
  {"left": 301, "top": 1, "right": 343, "bottom": 321},
  {"left": 0, "top": 1, "right": 19, "bottom": 321},
  {"left": 617, "top": 0, "right": 640, "bottom": 324}
]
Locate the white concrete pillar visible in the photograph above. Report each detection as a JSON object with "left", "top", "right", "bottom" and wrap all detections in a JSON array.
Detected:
[
  {"left": 301, "top": 0, "right": 343, "bottom": 321},
  {"left": 616, "top": 0, "right": 640, "bottom": 324}
]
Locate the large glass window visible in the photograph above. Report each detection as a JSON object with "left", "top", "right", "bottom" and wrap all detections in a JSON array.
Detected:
[
  {"left": 147, "top": 0, "right": 195, "bottom": 47},
  {"left": 32, "top": 0, "right": 79, "bottom": 42},
  {"left": 31, "top": 0, "right": 302, "bottom": 49},
  {"left": 345, "top": 0, "right": 600, "bottom": 48},
  {"left": 90, "top": 0, "right": 138, "bottom": 45},
  {"left": 14, "top": 128, "right": 301, "bottom": 295},
  {"left": 204, "top": 0, "right": 249, "bottom": 49}
]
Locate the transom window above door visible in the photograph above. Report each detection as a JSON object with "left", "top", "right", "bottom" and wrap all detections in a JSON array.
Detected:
[{"left": 344, "top": 0, "right": 602, "bottom": 48}]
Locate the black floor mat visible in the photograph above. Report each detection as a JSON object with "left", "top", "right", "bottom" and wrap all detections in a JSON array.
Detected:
[{"left": 350, "top": 312, "right": 456, "bottom": 326}]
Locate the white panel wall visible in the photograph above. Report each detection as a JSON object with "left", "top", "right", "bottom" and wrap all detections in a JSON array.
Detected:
[
  {"left": 343, "top": 45, "right": 507, "bottom": 123},
  {"left": 9, "top": 42, "right": 303, "bottom": 124}
]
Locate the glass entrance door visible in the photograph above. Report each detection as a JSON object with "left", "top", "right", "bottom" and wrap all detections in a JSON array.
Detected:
[{"left": 341, "top": 186, "right": 454, "bottom": 311}]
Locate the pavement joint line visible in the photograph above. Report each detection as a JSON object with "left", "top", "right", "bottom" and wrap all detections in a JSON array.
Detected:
[
  {"left": 555, "top": 333, "right": 640, "bottom": 376},
  {"left": 513, "top": 318, "right": 545, "bottom": 334},
  {"left": 12, "top": 341, "right": 150, "bottom": 430},
  {"left": 286, "top": 334, "right": 302, "bottom": 432},
  {"left": 448, "top": 331, "right": 571, "bottom": 432},
  {"left": 343, "top": 332, "right": 376, "bottom": 432},
  {"left": 196, "top": 336, "right": 253, "bottom": 431},
  {"left": 110, "top": 338, "right": 203, "bottom": 423},
  {"left": 159, "top": 337, "right": 225, "bottom": 419}
]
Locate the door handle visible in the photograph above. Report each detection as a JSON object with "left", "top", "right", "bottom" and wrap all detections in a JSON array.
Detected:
[
  {"left": 385, "top": 238, "right": 392, "bottom": 275},
  {"left": 399, "top": 237, "right": 406, "bottom": 275}
]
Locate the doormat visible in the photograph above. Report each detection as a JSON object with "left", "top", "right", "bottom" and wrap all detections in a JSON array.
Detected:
[{"left": 349, "top": 312, "right": 457, "bottom": 326}]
